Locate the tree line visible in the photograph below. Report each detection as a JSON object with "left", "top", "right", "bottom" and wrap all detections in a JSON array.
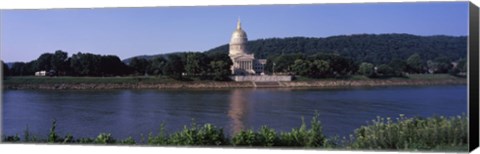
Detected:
[
  {"left": 264, "top": 52, "right": 466, "bottom": 79},
  {"left": 2, "top": 34, "right": 467, "bottom": 80},
  {"left": 2, "top": 50, "right": 233, "bottom": 81}
]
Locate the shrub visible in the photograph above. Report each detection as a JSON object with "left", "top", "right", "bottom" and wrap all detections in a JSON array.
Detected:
[
  {"left": 257, "top": 126, "right": 278, "bottom": 146},
  {"left": 196, "top": 124, "right": 227, "bottom": 145},
  {"left": 48, "top": 119, "right": 58, "bottom": 143},
  {"left": 94, "top": 133, "right": 116, "bottom": 144},
  {"left": 169, "top": 123, "right": 226, "bottom": 146},
  {"left": 62, "top": 133, "right": 74, "bottom": 143},
  {"left": 4, "top": 134, "right": 20, "bottom": 142},
  {"left": 77, "top": 138, "right": 95, "bottom": 144},
  {"left": 232, "top": 129, "right": 259, "bottom": 146},
  {"left": 120, "top": 137, "right": 136, "bottom": 145},
  {"left": 278, "top": 113, "right": 327, "bottom": 147},
  {"left": 147, "top": 123, "right": 168, "bottom": 145},
  {"left": 350, "top": 114, "right": 468, "bottom": 150}
]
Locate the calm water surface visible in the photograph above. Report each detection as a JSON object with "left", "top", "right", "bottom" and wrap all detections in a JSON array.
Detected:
[{"left": 2, "top": 85, "right": 467, "bottom": 140}]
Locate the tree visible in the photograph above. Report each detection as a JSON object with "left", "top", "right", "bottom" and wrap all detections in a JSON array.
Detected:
[
  {"left": 209, "top": 60, "right": 231, "bottom": 81},
  {"left": 129, "top": 57, "right": 151, "bottom": 76},
  {"left": 185, "top": 52, "right": 209, "bottom": 77},
  {"left": 358, "top": 62, "right": 375, "bottom": 77},
  {"left": 150, "top": 57, "right": 167, "bottom": 75},
  {"left": 406, "top": 53, "right": 424, "bottom": 73},
  {"left": 162, "top": 54, "right": 185, "bottom": 79},
  {"left": 36, "top": 53, "right": 54, "bottom": 71},
  {"left": 2, "top": 61, "right": 9, "bottom": 78},
  {"left": 50, "top": 50, "right": 69, "bottom": 76},
  {"left": 70, "top": 52, "right": 102, "bottom": 76},
  {"left": 433, "top": 56, "right": 452, "bottom": 73},
  {"left": 311, "top": 60, "right": 330, "bottom": 78},
  {"left": 100, "top": 55, "right": 129, "bottom": 76},
  {"left": 388, "top": 59, "right": 407, "bottom": 76},
  {"left": 376, "top": 64, "right": 394, "bottom": 77},
  {"left": 456, "top": 59, "right": 467, "bottom": 73},
  {"left": 11, "top": 61, "right": 36, "bottom": 76},
  {"left": 10, "top": 62, "right": 26, "bottom": 76},
  {"left": 265, "top": 54, "right": 303, "bottom": 74},
  {"left": 291, "top": 59, "right": 311, "bottom": 76}
]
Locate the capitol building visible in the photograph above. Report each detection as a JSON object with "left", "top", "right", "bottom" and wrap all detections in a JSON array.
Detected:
[{"left": 229, "top": 19, "right": 267, "bottom": 75}]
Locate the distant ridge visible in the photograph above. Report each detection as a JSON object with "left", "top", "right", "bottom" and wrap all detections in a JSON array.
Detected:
[{"left": 123, "top": 34, "right": 467, "bottom": 64}]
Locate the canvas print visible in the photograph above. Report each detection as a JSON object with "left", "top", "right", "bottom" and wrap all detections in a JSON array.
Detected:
[{"left": 1, "top": 2, "right": 470, "bottom": 152}]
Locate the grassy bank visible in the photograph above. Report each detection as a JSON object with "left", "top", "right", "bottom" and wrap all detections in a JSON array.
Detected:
[
  {"left": 2, "top": 74, "right": 466, "bottom": 90},
  {"left": 2, "top": 114, "right": 468, "bottom": 152},
  {"left": 2, "top": 76, "right": 180, "bottom": 85}
]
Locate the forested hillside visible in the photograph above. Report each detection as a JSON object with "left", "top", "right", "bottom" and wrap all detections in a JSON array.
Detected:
[{"left": 205, "top": 34, "right": 467, "bottom": 65}]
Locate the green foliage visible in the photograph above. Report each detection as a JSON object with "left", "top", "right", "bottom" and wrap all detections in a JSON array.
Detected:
[
  {"left": 36, "top": 53, "right": 54, "bottom": 71},
  {"left": 231, "top": 126, "right": 279, "bottom": 147},
  {"left": 349, "top": 114, "right": 468, "bottom": 150},
  {"left": 376, "top": 64, "right": 395, "bottom": 77},
  {"left": 120, "top": 137, "right": 136, "bottom": 145},
  {"left": 4, "top": 134, "right": 20, "bottom": 142},
  {"left": 232, "top": 129, "right": 259, "bottom": 146},
  {"left": 184, "top": 52, "right": 209, "bottom": 77},
  {"left": 23, "top": 125, "right": 31, "bottom": 142},
  {"left": 2, "top": 60, "right": 10, "bottom": 77},
  {"left": 278, "top": 114, "right": 327, "bottom": 147},
  {"left": 209, "top": 60, "right": 231, "bottom": 81},
  {"left": 265, "top": 53, "right": 303, "bottom": 73},
  {"left": 94, "top": 133, "right": 116, "bottom": 144},
  {"left": 427, "top": 56, "right": 453, "bottom": 74},
  {"left": 169, "top": 123, "right": 226, "bottom": 146},
  {"left": 162, "top": 54, "right": 185, "bottom": 80},
  {"left": 69, "top": 52, "right": 130, "bottom": 76},
  {"left": 456, "top": 59, "right": 467, "bottom": 73},
  {"left": 63, "top": 133, "right": 74, "bottom": 143},
  {"left": 1, "top": 113, "right": 467, "bottom": 151},
  {"left": 406, "top": 53, "right": 425, "bottom": 73},
  {"left": 257, "top": 126, "right": 278, "bottom": 146},
  {"left": 206, "top": 34, "right": 466, "bottom": 66},
  {"left": 50, "top": 50, "right": 69, "bottom": 75},
  {"left": 196, "top": 124, "right": 227, "bottom": 145},
  {"left": 78, "top": 138, "right": 95, "bottom": 144},
  {"left": 10, "top": 61, "right": 36, "bottom": 76},
  {"left": 48, "top": 119, "right": 58, "bottom": 143},
  {"left": 149, "top": 57, "right": 167, "bottom": 75},
  {"left": 388, "top": 59, "right": 407, "bottom": 76},
  {"left": 147, "top": 123, "right": 168, "bottom": 145},
  {"left": 291, "top": 59, "right": 311, "bottom": 76},
  {"left": 358, "top": 62, "right": 374, "bottom": 77},
  {"left": 311, "top": 60, "right": 330, "bottom": 77},
  {"left": 129, "top": 57, "right": 151, "bottom": 75}
]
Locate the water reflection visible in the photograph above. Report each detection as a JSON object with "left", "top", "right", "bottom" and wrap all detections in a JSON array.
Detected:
[{"left": 228, "top": 89, "right": 249, "bottom": 134}]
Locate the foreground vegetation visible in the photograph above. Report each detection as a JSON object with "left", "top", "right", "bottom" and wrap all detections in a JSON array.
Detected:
[{"left": 2, "top": 114, "right": 468, "bottom": 152}]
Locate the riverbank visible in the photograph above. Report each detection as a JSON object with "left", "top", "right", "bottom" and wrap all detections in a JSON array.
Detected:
[{"left": 2, "top": 74, "right": 466, "bottom": 90}]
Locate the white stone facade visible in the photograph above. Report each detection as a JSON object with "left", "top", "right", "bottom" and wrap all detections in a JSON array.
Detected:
[{"left": 229, "top": 19, "right": 267, "bottom": 75}]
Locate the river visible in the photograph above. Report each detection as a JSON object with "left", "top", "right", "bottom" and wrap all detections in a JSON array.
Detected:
[{"left": 2, "top": 85, "right": 467, "bottom": 141}]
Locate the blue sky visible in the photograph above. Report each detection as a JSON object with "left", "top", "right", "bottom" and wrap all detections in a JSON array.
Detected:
[{"left": 0, "top": 2, "right": 469, "bottom": 62}]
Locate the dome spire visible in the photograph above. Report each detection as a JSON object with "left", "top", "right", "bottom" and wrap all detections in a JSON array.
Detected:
[{"left": 237, "top": 18, "right": 241, "bottom": 30}]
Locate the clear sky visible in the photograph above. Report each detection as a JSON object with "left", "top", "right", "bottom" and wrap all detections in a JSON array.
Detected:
[{"left": 0, "top": 2, "right": 469, "bottom": 62}]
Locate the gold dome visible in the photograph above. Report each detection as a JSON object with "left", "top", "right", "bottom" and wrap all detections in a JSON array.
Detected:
[{"left": 229, "top": 19, "right": 248, "bottom": 56}]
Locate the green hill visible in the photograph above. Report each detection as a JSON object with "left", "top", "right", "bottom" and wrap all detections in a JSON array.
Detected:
[{"left": 205, "top": 34, "right": 467, "bottom": 64}]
